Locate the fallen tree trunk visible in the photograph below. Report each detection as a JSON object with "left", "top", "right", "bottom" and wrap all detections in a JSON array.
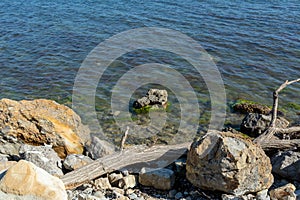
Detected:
[
  {"left": 254, "top": 79, "right": 300, "bottom": 151},
  {"left": 62, "top": 142, "right": 189, "bottom": 190}
]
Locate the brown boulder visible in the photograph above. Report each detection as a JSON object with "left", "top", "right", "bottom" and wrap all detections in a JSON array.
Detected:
[
  {"left": 0, "top": 99, "right": 90, "bottom": 158},
  {"left": 186, "top": 131, "right": 273, "bottom": 195}
]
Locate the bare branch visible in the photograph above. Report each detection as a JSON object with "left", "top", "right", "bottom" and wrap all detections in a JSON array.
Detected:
[
  {"left": 270, "top": 79, "right": 300, "bottom": 127},
  {"left": 120, "top": 126, "right": 130, "bottom": 151}
]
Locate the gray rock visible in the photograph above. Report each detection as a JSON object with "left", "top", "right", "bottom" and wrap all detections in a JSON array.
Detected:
[
  {"left": 271, "top": 151, "right": 300, "bottom": 181},
  {"left": 0, "top": 154, "right": 8, "bottom": 162},
  {"left": 256, "top": 189, "right": 270, "bottom": 200},
  {"left": 0, "top": 142, "right": 22, "bottom": 160},
  {"left": 19, "top": 144, "right": 63, "bottom": 177},
  {"left": 139, "top": 167, "right": 175, "bottom": 190},
  {"left": 128, "top": 193, "right": 138, "bottom": 200},
  {"left": 175, "top": 192, "right": 183, "bottom": 200},
  {"left": 186, "top": 131, "right": 273, "bottom": 196},
  {"left": 86, "top": 136, "right": 115, "bottom": 159},
  {"left": 168, "top": 189, "right": 177, "bottom": 198},
  {"left": 240, "top": 113, "right": 289, "bottom": 137},
  {"left": 295, "top": 190, "right": 300, "bottom": 200},
  {"left": 63, "top": 154, "right": 93, "bottom": 171},
  {"left": 133, "top": 89, "right": 168, "bottom": 109}
]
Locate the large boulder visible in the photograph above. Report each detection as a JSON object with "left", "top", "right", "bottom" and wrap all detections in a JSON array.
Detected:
[
  {"left": 0, "top": 99, "right": 90, "bottom": 158},
  {"left": 240, "top": 113, "right": 289, "bottom": 137},
  {"left": 186, "top": 131, "right": 273, "bottom": 195},
  {"left": 271, "top": 151, "right": 300, "bottom": 181},
  {"left": 0, "top": 160, "right": 67, "bottom": 200}
]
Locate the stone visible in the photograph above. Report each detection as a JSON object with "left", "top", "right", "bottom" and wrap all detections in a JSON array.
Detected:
[
  {"left": 175, "top": 192, "right": 183, "bottom": 200},
  {"left": 271, "top": 151, "right": 300, "bottom": 181},
  {"left": 128, "top": 193, "right": 138, "bottom": 200},
  {"left": 139, "top": 167, "right": 175, "bottom": 190},
  {"left": 221, "top": 194, "right": 257, "bottom": 200},
  {"left": 63, "top": 154, "right": 93, "bottom": 171},
  {"left": 0, "top": 161, "right": 16, "bottom": 172},
  {"left": 108, "top": 173, "right": 123, "bottom": 187},
  {"left": 269, "top": 183, "right": 296, "bottom": 200},
  {"left": 295, "top": 190, "right": 300, "bottom": 200},
  {"left": 94, "top": 191, "right": 105, "bottom": 198},
  {"left": 19, "top": 144, "right": 63, "bottom": 177},
  {"left": 0, "top": 160, "right": 67, "bottom": 200},
  {"left": 186, "top": 131, "right": 273, "bottom": 196},
  {"left": 94, "top": 177, "right": 111, "bottom": 189},
  {"left": 133, "top": 89, "right": 168, "bottom": 109},
  {"left": 0, "top": 142, "right": 22, "bottom": 160},
  {"left": 86, "top": 135, "right": 115, "bottom": 159},
  {"left": 168, "top": 189, "right": 177, "bottom": 198},
  {"left": 112, "top": 187, "right": 125, "bottom": 195},
  {"left": 240, "top": 113, "right": 289, "bottom": 137},
  {"left": 118, "top": 175, "right": 137, "bottom": 189},
  {"left": 0, "top": 99, "right": 90, "bottom": 158},
  {"left": 256, "top": 189, "right": 270, "bottom": 200},
  {"left": 0, "top": 154, "right": 8, "bottom": 162},
  {"left": 233, "top": 102, "right": 271, "bottom": 115}
]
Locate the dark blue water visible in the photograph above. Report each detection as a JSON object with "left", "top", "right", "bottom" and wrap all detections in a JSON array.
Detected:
[{"left": 1, "top": 1, "right": 300, "bottom": 140}]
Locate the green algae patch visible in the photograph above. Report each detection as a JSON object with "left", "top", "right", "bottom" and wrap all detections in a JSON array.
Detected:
[
  {"left": 287, "top": 102, "right": 300, "bottom": 110},
  {"left": 231, "top": 99, "right": 271, "bottom": 114},
  {"left": 133, "top": 102, "right": 170, "bottom": 114}
]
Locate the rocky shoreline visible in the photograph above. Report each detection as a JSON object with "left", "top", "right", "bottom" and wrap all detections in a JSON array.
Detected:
[{"left": 0, "top": 95, "right": 299, "bottom": 200}]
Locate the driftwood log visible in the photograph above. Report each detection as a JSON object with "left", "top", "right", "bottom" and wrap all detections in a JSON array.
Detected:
[
  {"left": 62, "top": 142, "right": 189, "bottom": 189},
  {"left": 254, "top": 79, "right": 300, "bottom": 151}
]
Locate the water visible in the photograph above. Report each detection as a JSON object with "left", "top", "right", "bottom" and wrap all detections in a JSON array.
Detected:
[{"left": 1, "top": 1, "right": 300, "bottom": 144}]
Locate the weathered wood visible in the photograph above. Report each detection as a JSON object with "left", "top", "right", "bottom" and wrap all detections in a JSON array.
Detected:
[
  {"left": 258, "top": 139, "right": 300, "bottom": 152},
  {"left": 270, "top": 79, "right": 300, "bottom": 127},
  {"left": 120, "top": 126, "right": 129, "bottom": 151},
  {"left": 62, "top": 142, "right": 190, "bottom": 190},
  {"left": 254, "top": 79, "right": 300, "bottom": 151}
]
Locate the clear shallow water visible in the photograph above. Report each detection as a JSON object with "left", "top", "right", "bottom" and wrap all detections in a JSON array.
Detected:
[{"left": 1, "top": 1, "right": 300, "bottom": 143}]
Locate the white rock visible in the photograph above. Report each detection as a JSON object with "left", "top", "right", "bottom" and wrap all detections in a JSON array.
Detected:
[{"left": 0, "top": 160, "right": 67, "bottom": 200}]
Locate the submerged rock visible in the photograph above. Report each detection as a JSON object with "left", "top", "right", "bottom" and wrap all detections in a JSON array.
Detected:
[
  {"left": 186, "top": 131, "right": 273, "bottom": 196},
  {"left": 133, "top": 89, "right": 168, "bottom": 109},
  {"left": 0, "top": 160, "right": 67, "bottom": 200},
  {"left": 0, "top": 98, "right": 90, "bottom": 158},
  {"left": 240, "top": 113, "right": 289, "bottom": 137},
  {"left": 233, "top": 101, "right": 271, "bottom": 114}
]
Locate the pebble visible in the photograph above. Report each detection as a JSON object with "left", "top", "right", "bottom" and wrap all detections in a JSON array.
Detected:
[
  {"left": 128, "top": 193, "right": 138, "bottom": 199},
  {"left": 175, "top": 192, "right": 183, "bottom": 200},
  {"left": 168, "top": 189, "right": 177, "bottom": 198}
]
